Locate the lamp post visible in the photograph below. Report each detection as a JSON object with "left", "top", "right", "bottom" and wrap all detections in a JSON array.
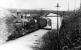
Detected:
[{"left": 56, "top": 3, "right": 60, "bottom": 35}]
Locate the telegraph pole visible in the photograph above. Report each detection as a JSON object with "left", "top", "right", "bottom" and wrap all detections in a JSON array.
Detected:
[
  {"left": 68, "top": 0, "right": 69, "bottom": 11},
  {"left": 80, "top": 0, "right": 81, "bottom": 9},
  {"left": 56, "top": 3, "right": 60, "bottom": 35},
  {"left": 74, "top": 0, "right": 76, "bottom": 12}
]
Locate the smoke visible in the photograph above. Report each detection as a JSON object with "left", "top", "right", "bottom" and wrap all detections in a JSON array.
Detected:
[{"left": 0, "top": 8, "right": 12, "bottom": 44}]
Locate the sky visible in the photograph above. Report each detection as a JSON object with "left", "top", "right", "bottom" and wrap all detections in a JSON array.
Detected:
[{"left": 0, "top": 0, "right": 80, "bottom": 11}]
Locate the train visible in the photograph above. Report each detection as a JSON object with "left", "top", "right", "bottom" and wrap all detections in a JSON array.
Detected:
[{"left": 7, "top": 13, "right": 48, "bottom": 41}]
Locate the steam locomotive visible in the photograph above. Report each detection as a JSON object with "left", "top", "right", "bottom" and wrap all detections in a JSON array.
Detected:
[{"left": 7, "top": 13, "right": 47, "bottom": 41}]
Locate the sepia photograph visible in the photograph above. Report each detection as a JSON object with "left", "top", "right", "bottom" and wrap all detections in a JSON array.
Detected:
[{"left": 0, "top": 0, "right": 81, "bottom": 50}]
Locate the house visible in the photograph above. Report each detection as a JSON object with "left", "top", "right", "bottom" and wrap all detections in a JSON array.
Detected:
[{"left": 44, "top": 13, "right": 63, "bottom": 29}]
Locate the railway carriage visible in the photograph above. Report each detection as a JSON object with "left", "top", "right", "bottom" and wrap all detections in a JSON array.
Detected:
[{"left": 7, "top": 13, "right": 47, "bottom": 41}]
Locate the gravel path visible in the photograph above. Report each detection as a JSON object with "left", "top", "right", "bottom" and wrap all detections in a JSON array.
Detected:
[{"left": 0, "top": 29, "right": 49, "bottom": 50}]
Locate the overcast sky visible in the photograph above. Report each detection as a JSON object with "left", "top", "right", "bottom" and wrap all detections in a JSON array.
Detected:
[{"left": 0, "top": 0, "right": 80, "bottom": 11}]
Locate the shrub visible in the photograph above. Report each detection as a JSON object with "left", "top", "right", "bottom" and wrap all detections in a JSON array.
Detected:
[{"left": 35, "top": 11, "right": 81, "bottom": 50}]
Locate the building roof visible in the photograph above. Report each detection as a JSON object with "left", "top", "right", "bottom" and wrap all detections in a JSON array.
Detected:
[{"left": 47, "top": 13, "right": 60, "bottom": 17}]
